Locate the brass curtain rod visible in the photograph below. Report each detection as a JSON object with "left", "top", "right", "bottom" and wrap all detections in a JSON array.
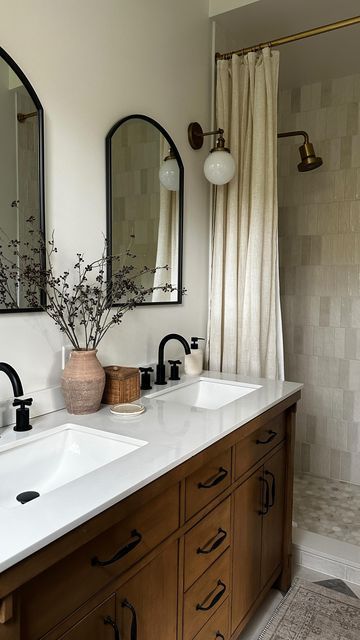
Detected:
[{"left": 216, "top": 15, "right": 360, "bottom": 60}]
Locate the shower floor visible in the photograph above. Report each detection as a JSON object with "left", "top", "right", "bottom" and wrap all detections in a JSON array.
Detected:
[{"left": 293, "top": 473, "right": 360, "bottom": 546}]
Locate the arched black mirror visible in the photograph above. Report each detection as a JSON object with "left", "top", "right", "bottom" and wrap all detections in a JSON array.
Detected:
[
  {"left": 0, "top": 47, "right": 45, "bottom": 312},
  {"left": 106, "top": 114, "right": 183, "bottom": 304}
]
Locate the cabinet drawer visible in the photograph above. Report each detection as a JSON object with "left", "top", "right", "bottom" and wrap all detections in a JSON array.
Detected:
[
  {"left": 185, "top": 449, "right": 231, "bottom": 520},
  {"left": 183, "top": 549, "right": 230, "bottom": 640},
  {"left": 193, "top": 598, "right": 230, "bottom": 640},
  {"left": 235, "top": 413, "right": 286, "bottom": 478},
  {"left": 20, "top": 484, "right": 179, "bottom": 639},
  {"left": 184, "top": 498, "right": 231, "bottom": 591}
]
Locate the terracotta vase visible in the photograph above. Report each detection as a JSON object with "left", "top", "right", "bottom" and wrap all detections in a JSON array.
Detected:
[{"left": 61, "top": 349, "right": 106, "bottom": 415}]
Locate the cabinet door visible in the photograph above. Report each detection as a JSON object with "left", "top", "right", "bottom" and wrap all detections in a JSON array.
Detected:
[
  {"left": 231, "top": 469, "right": 263, "bottom": 634},
  {"left": 57, "top": 595, "right": 116, "bottom": 640},
  {"left": 261, "top": 446, "right": 286, "bottom": 588},
  {"left": 116, "top": 542, "right": 178, "bottom": 640}
]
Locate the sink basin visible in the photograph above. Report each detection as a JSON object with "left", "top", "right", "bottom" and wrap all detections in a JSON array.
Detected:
[
  {"left": 0, "top": 424, "right": 147, "bottom": 509},
  {"left": 146, "top": 377, "right": 261, "bottom": 410}
]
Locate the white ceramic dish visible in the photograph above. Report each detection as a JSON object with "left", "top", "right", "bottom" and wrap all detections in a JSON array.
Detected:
[{"left": 110, "top": 403, "right": 145, "bottom": 416}]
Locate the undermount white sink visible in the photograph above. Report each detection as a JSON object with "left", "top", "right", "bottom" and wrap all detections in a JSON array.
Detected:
[
  {"left": 146, "top": 377, "right": 261, "bottom": 410},
  {"left": 0, "top": 424, "right": 147, "bottom": 509}
]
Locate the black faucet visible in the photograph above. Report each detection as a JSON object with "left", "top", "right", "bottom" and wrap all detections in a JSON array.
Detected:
[
  {"left": 155, "top": 334, "right": 191, "bottom": 385},
  {"left": 0, "top": 362, "right": 32, "bottom": 431}
]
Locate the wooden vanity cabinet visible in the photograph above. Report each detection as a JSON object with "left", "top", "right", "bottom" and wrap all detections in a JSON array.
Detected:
[{"left": 0, "top": 394, "right": 299, "bottom": 640}]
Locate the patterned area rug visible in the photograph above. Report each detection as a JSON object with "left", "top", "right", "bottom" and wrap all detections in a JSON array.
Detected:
[{"left": 258, "top": 578, "right": 360, "bottom": 639}]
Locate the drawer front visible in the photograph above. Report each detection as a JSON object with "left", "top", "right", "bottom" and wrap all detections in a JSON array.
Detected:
[
  {"left": 235, "top": 413, "right": 286, "bottom": 479},
  {"left": 184, "top": 498, "right": 231, "bottom": 591},
  {"left": 193, "top": 598, "right": 230, "bottom": 640},
  {"left": 185, "top": 449, "right": 232, "bottom": 520},
  {"left": 21, "top": 484, "right": 179, "bottom": 639},
  {"left": 183, "top": 549, "right": 230, "bottom": 640}
]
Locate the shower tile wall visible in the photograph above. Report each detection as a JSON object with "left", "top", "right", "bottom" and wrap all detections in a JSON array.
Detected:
[{"left": 278, "top": 73, "right": 360, "bottom": 484}]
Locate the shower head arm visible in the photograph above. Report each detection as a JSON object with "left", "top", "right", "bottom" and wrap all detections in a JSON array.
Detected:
[{"left": 277, "top": 130, "right": 309, "bottom": 144}]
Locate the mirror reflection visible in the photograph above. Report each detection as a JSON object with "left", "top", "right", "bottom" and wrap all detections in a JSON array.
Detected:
[
  {"left": 106, "top": 115, "right": 183, "bottom": 304},
  {"left": 0, "top": 48, "right": 44, "bottom": 311}
]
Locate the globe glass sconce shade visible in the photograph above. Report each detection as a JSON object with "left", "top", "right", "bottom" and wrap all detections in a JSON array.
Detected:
[
  {"left": 159, "top": 152, "right": 179, "bottom": 191},
  {"left": 188, "top": 121, "right": 236, "bottom": 185},
  {"left": 204, "top": 149, "right": 236, "bottom": 185}
]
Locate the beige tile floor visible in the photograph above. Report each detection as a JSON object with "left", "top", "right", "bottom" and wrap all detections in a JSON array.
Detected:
[
  {"left": 293, "top": 473, "right": 360, "bottom": 545},
  {"left": 237, "top": 565, "right": 360, "bottom": 639}
]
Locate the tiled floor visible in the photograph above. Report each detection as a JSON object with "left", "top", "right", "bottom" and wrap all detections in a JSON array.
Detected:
[
  {"left": 293, "top": 473, "right": 360, "bottom": 546},
  {"left": 237, "top": 565, "right": 360, "bottom": 639}
]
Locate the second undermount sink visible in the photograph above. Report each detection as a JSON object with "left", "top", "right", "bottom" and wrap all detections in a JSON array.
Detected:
[
  {"left": 0, "top": 424, "right": 147, "bottom": 509},
  {"left": 146, "top": 377, "right": 261, "bottom": 410}
]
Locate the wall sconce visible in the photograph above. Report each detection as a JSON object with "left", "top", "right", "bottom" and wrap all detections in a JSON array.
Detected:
[
  {"left": 159, "top": 148, "right": 179, "bottom": 191},
  {"left": 188, "top": 122, "right": 236, "bottom": 185}
]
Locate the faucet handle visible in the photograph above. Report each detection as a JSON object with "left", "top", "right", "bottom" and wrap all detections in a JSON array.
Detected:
[
  {"left": 168, "top": 360, "right": 181, "bottom": 381},
  {"left": 13, "top": 397, "right": 33, "bottom": 432},
  {"left": 139, "top": 367, "right": 153, "bottom": 391},
  {"left": 13, "top": 397, "right": 33, "bottom": 408}
]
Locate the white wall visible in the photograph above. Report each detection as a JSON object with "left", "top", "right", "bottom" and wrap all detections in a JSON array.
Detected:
[{"left": 0, "top": 0, "right": 211, "bottom": 402}]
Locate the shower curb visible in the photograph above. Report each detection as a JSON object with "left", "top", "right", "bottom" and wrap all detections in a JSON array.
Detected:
[{"left": 293, "top": 527, "right": 360, "bottom": 586}]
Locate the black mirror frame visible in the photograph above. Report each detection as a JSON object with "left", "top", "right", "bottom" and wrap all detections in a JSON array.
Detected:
[
  {"left": 0, "top": 46, "right": 45, "bottom": 313},
  {"left": 105, "top": 114, "right": 184, "bottom": 306}
]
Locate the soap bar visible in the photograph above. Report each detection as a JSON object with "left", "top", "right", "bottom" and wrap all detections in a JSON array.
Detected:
[{"left": 184, "top": 353, "right": 203, "bottom": 376}]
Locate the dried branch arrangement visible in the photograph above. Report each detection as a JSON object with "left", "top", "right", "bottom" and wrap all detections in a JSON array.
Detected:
[{"left": 0, "top": 219, "right": 180, "bottom": 350}]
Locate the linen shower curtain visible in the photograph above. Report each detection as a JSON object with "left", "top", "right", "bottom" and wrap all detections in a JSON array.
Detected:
[{"left": 207, "top": 47, "right": 284, "bottom": 379}]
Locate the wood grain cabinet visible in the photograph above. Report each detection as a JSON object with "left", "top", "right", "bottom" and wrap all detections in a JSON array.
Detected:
[
  {"left": 0, "top": 395, "right": 299, "bottom": 640},
  {"left": 231, "top": 444, "right": 286, "bottom": 635}
]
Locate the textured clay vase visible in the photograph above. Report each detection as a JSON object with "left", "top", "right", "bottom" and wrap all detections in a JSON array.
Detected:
[{"left": 61, "top": 349, "right": 106, "bottom": 414}]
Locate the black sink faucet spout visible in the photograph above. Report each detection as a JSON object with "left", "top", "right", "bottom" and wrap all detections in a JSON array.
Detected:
[
  {"left": 0, "top": 362, "right": 24, "bottom": 397},
  {"left": 0, "top": 362, "right": 33, "bottom": 432},
  {"left": 155, "top": 334, "right": 191, "bottom": 385}
]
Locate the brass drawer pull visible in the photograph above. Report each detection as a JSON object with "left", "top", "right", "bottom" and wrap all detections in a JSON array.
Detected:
[
  {"left": 196, "top": 580, "right": 226, "bottom": 611},
  {"left": 198, "top": 467, "right": 228, "bottom": 489},
  {"left": 256, "top": 430, "right": 277, "bottom": 445},
  {"left": 91, "top": 529, "right": 142, "bottom": 567},
  {"left": 216, "top": 634, "right": 225, "bottom": 639},
  {"left": 103, "top": 616, "right": 120, "bottom": 640},
  {"left": 197, "top": 528, "right": 227, "bottom": 555}
]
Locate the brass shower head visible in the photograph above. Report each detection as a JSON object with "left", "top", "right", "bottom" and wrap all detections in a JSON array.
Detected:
[{"left": 278, "top": 130, "right": 323, "bottom": 172}]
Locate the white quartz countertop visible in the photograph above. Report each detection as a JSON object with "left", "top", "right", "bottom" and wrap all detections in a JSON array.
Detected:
[{"left": 0, "top": 371, "right": 302, "bottom": 573}]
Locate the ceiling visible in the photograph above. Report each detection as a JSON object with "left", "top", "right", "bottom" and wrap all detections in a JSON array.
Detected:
[{"left": 213, "top": 0, "right": 360, "bottom": 88}]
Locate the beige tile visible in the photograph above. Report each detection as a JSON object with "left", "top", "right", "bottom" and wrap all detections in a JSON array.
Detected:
[
  {"left": 352, "top": 134, "right": 360, "bottom": 168},
  {"left": 340, "top": 450, "right": 351, "bottom": 481},
  {"left": 317, "top": 357, "right": 339, "bottom": 387},
  {"left": 326, "top": 105, "right": 348, "bottom": 138},
  {"left": 347, "top": 422, "right": 360, "bottom": 453},
  {"left": 348, "top": 359, "right": 360, "bottom": 390},
  {"left": 330, "top": 448, "right": 340, "bottom": 479},
  {"left": 340, "top": 136, "right": 352, "bottom": 169},
  {"left": 331, "top": 76, "right": 355, "bottom": 105},
  {"left": 309, "top": 443, "right": 330, "bottom": 476},
  {"left": 338, "top": 201, "right": 351, "bottom": 231},
  {"left": 347, "top": 102, "right": 359, "bottom": 136}
]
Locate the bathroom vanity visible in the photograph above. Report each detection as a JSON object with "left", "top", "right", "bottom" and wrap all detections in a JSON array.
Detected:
[{"left": 0, "top": 373, "right": 301, "bottom": 640}]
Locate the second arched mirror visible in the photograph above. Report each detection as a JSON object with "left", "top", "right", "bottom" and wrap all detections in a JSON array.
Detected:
[{"left": 106, "top": 114, "right": 183, "bottom": 305}]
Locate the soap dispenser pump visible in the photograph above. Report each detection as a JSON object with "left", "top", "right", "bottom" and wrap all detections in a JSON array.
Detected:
[{"left": 184, "top": 337, "right": 205, "bottom": 376}]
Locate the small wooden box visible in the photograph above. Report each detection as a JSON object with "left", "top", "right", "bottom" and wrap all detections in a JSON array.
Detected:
[{"left": 102, "top": 365, "right": 140, "bottom": 405}]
